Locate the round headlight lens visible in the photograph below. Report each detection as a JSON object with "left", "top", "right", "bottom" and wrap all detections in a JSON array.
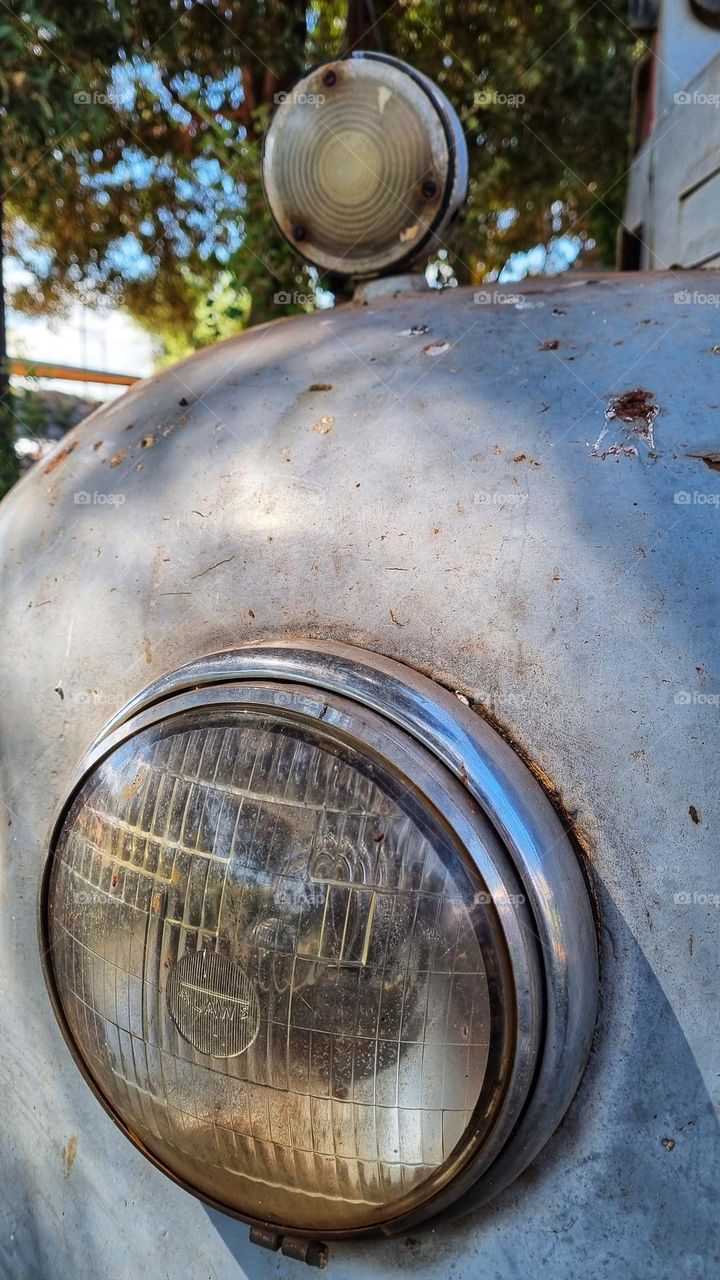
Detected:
[
  {"left": 262, "top": 52, "right": 468, "bottom": 277},
  {"left": 46, "top": 700, "right": 516, "bottom": 1232}
]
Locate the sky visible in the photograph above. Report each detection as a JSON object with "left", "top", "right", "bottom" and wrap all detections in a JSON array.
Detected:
[{"left": 8, "top": 300, "right": 156, "bottom": 402}]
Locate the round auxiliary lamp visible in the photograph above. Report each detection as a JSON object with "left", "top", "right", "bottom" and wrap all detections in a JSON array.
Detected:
[{"left": 261, "top": 52, "right": 469, "bottom": 278}]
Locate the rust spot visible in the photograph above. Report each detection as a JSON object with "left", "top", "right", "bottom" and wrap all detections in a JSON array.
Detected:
[
  {"left": 538, "top": 339, "right": 559, "bottom": 351},
  {"left": 607, "top": 388, "right": 658, "bottom": 422},
  {"left": 661, "top": 1137, "right": 675, "bottom": 1152},
  {"left": 141, "top": 434, "right": 155, "bottom": 449},
  {"left": 308, "top": 383, "right": 332, "bottom": 392},
  {"left": 61, "top": 1135, "right": 77, "bottom": 1178},
  {"left": 43, "top": 442, "right": 77, "bottom": 475},
  {"left": 313, "top": 415, "right": 334, "bottom": 435},
  {"left": 524, "top": 755, "right": 558, "bottom": 800},
  {"left": 689, "top": 805, "right": 701, "bottom": 824},
  {"left": 469, "top": 693, "right": 589, "bottom": 860},
  {"left": 111, "top": 873, "right": 118, "bottom": 888},
  {"left": 421, "top": 340, "right": 449, "bottom": 357},
  {"left": 109, "top": 449, "right": 127, "bottom": 468},
  {"left": 605, "top": 388, "right": 659, "bottom": 446},
  {"left": 93, "top": 440, "right": 103, "bottom": 451},
  {"left": 512, "top": 453, "right": 541, "bottom": 467},
  {"left": 687, "top": 451, "right": 720, "bottom": 472}
]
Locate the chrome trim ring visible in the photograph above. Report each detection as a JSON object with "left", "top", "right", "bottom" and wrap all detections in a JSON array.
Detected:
[{"left": 43, "top": 640, "right": 598, "bottom": 1234}]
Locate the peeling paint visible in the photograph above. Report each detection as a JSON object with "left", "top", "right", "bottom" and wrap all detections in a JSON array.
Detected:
[
  {"left": 590, "top": 430, "right": 640, "bottom": 460},
  {"left": 592, "top": 389, "right": 659, "bottom": 458},
  {"left": 605, "top": 388, "right": 659, "bottom": 449}
]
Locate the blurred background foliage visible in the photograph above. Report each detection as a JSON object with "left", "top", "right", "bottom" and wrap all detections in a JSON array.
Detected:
[
  {"left": 1, "top": 0, "right": 642, "bottom": 352},
  {"left": 0, "top": 0, "right": 644, "bottom": 489}
]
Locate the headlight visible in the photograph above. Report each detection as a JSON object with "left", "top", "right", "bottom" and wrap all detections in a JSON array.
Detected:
[
  {"left": 41, "top": 642, "right": 597, "bottom": 1245},
  {"left": 262, "top": 53, "right": 468, "bottom": 279}
]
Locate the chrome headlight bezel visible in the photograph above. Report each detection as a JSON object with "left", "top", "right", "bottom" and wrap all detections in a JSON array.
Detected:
[{"left": 39, "top": 640, "right": 597, "bottom": 1239}]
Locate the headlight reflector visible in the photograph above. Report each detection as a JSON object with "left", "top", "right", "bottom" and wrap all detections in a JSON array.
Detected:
[{"left": 45, "top": 697, "right": 521, "bottom": 1232}]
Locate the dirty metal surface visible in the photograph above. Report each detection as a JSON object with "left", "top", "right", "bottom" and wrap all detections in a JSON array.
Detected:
[{"left": 0, "top": 272, "right": 718, "bottom": 1278}]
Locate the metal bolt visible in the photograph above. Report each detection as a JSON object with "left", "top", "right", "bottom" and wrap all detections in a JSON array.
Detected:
[
  {"left": 249, "top": 1226, "right": 281, "bottom": 1253},
  {"left": 248, "top": 1226, "right": 329, "bottom": 1267},
  {"left": 281, "top": 1237, "right": 329, "bottom": 1267}
]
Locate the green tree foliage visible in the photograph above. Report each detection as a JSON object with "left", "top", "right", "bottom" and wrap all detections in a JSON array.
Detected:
[
  {"left": 0, "top": 4, "right": 130, "bottom": 489},
  {"left": 3, "top": 0, "right": 640, "bottom": 356}
]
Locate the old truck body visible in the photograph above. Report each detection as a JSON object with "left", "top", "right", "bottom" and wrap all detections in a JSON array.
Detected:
[{"left": 0, "top": 268, "right": 718, "bottom": 1277}]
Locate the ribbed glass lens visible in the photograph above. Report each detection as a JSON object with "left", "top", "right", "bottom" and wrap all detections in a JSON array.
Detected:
[
  {"left": 263, "top": 57, "right": 451, "bottom": 276},
  {"left": 46, "top": 707, "right": 509, "bottom": 1230}
]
